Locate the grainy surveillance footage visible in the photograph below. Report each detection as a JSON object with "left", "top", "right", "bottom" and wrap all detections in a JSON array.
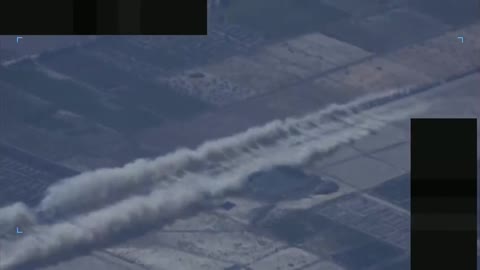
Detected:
[{"left": 0, "top": 0, "right": 479, "bottom": 270}]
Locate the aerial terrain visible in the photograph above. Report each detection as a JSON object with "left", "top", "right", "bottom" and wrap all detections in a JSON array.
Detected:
[{"left": 0, "top": 0, "right": 479, "bottom": 269}]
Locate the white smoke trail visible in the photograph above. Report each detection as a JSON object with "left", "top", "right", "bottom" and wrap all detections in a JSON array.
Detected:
[
  {"left": 0, "top": 203, "right": 36, "bottom": 233},
  {"left": 37, "top": 87, "right": 417, "bottom": 217},
  {"left": 0, "top": 92, "right": 428, "bottom": 269}
]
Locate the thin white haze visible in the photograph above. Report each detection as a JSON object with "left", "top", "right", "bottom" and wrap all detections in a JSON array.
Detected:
[{"left": 0, "top": 88, "right": 427, "bottom": 269}]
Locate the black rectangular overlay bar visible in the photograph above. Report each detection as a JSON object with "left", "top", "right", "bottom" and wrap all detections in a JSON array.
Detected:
[
  {"left": 411, "top": 118, "right": 477, "bottom": 270},
  {"left": 0, "top": 0, "right": 206, "bottom": 34}
]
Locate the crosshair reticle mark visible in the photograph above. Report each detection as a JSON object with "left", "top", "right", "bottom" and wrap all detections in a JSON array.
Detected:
[
  {"left": 457, "top": 36, "right": 464, "bottom": 43},
  {"left": 16, "top": 226, "right": 23, "bottom": 234},
  {"left": 16, "top": 36, "right": 23, "bottom": 44}
]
